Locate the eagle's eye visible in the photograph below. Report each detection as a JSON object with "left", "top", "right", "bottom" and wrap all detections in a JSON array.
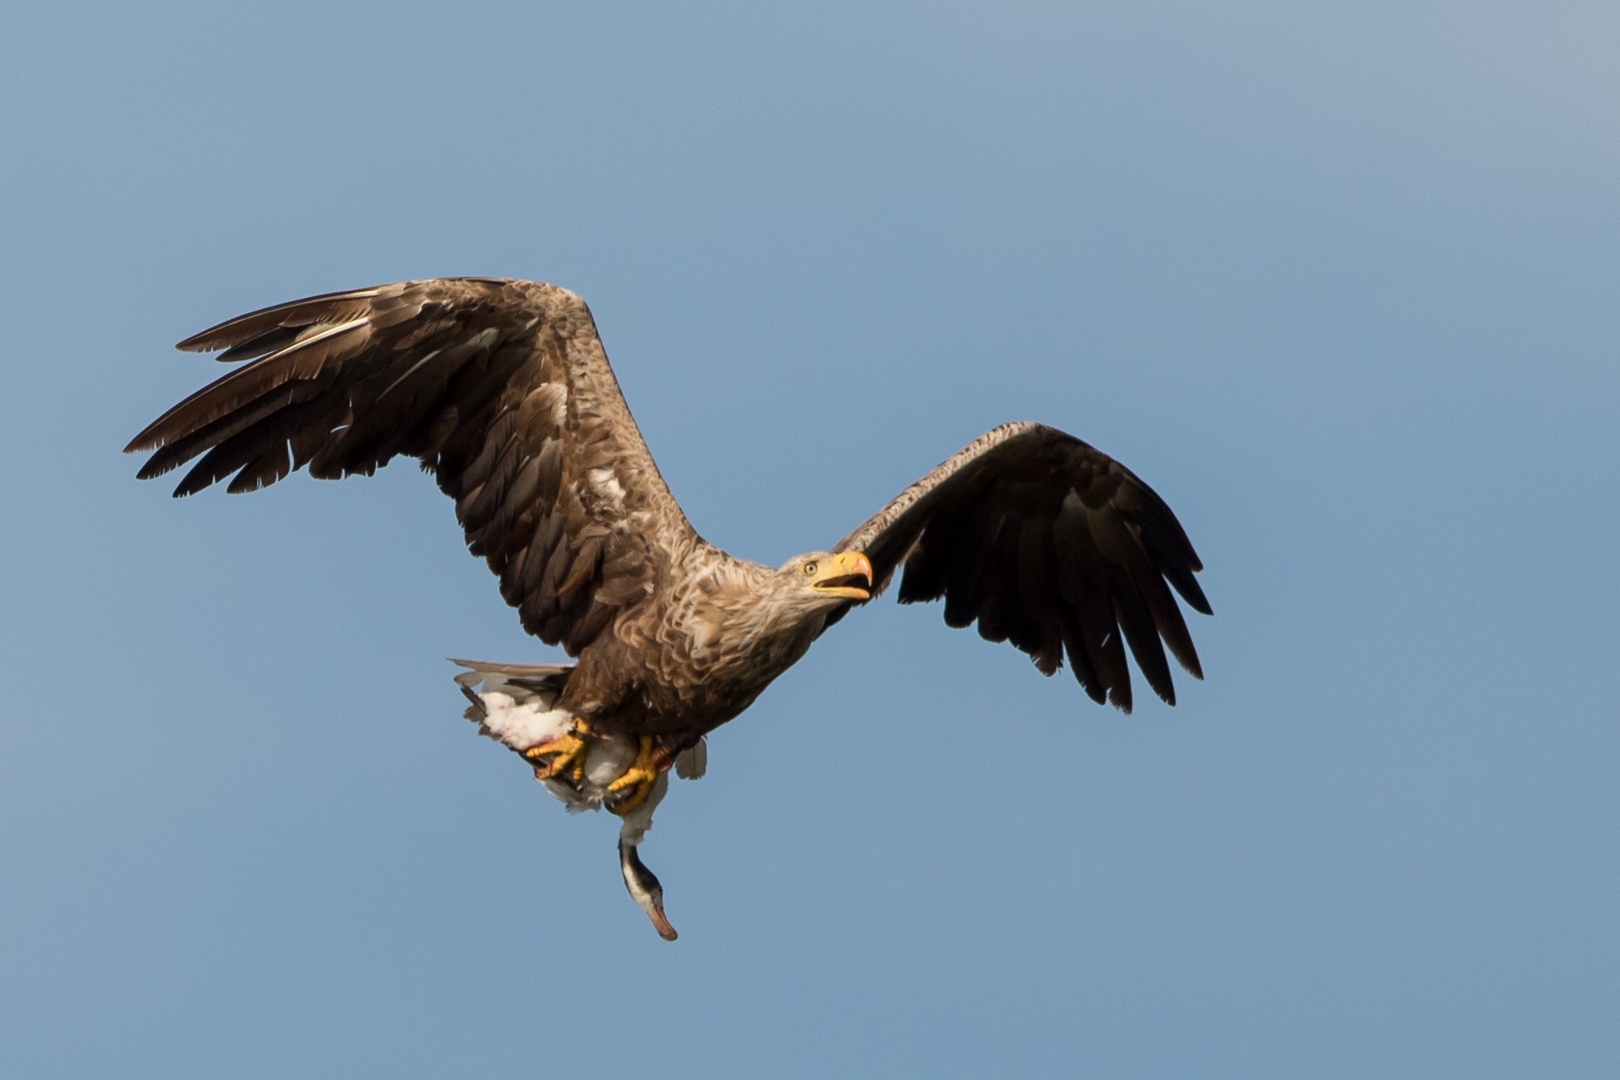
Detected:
[{"left": 802, "top": 561, "right": 818, "bottom": 576}]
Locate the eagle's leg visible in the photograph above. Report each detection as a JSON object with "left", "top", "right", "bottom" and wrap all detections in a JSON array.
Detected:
[
  {"left": 608, "top": 736, "right": 673, "bottom": 816},
  {"left": 523, "top": 719, "right": 592, "bottom": 783}
]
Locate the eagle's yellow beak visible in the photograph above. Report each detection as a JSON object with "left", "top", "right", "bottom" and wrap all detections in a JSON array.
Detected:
[{"left": 810, "top": 551, "right": 874, "bottom": 600}]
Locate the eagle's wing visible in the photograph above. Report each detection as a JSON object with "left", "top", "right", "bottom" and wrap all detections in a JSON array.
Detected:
[
  {"left": 127, "top": 278, "right": 696, "bottom": 655},
  {"left": 831, "top": 422, "right": 1211, "bottom": 712}
]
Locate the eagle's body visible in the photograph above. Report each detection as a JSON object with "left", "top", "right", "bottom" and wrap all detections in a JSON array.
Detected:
[
  {"left": 128, "top": 278, "right": 1212, "bottom": 939},
  {"left": 567, "top": 547, "right": 834, "bottom": 739}
]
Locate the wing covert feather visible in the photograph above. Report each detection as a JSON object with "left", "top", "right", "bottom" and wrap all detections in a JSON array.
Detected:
[{"left": 127, "top": 278, "right": 696, "bottom": 655}]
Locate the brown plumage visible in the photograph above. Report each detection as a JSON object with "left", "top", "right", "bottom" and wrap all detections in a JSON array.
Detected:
[
  {"left": 832, "top": 422, "right": 1211, "bottom": 712},
  {"left": 128, "top": 277, "right": 1213, "bottom": 938}
]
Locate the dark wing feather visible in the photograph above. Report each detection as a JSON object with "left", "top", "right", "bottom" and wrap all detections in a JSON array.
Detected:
[
  {"left": 832, "top": 422, "right": 1210, "bottom": 712},
  {"left": 127, "top": 278, "right": 696, "bottom": 656}
]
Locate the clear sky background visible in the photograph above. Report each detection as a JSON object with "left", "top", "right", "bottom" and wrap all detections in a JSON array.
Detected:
[{"left": 2, "top": 2, "right": 1616, "bottom": 1076}]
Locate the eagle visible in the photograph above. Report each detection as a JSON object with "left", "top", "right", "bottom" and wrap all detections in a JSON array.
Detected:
[{"left": 127, "top": 278, "right": 1212, "bottom": 940}]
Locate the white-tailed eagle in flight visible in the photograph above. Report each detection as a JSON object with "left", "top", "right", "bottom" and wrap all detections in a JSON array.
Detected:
[{"left": 128, "top": 278, "right": 1212, "bottom": 940}]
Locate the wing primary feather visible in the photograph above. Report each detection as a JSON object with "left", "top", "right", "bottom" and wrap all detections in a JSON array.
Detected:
[
  {"left": 1057, "top": 604, "right": 1106, "bottom": 704},
  {"left": 972, "top": 515, "right": 1021, "bottom": 643},
  {"left": 1111, "top": 584, "right": 1175, "bottom": 706},
  {"left": 1015, "top": 517, "right": 1065, "bottom": 675},
  {"left": 215, "top": 326, "right": 302, "bottom": 363},
  {"left": 174, "top": 423, "right": 289, "bottom": 497},
  {"left": 1136, "top": 566, "right": 1203, "bottom": 679},
  {"left": 127, "top": 317, "right": 370, "bottom": 453},
  {"left": 1136, "top": 522, "right": 1213, "bottom": 615},
  {"left": 1054, "top": 507, "right": 1134, "bottom": 712},
  {"left": 175, "top": 287, "right": 385, "bottom": 352},
  {"left": 226, "top": 440, "right": 292, "bottom": 494},
  {"left": 136, "top": 384, "right": 301, "bottom": 479},
  {"left": 942, "top": 510, "right": 1005, "bottom": 628},
  {"left": 897, "top": 535, "right": 950, "bottom": 603}
]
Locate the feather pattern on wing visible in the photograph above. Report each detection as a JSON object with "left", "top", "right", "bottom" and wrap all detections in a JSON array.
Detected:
[
  {"left": 126, "top": 278, "right": 698, "bottom": 656},
  {"left": 831, "top": 422, "right": 1211, "bottom": 712}
]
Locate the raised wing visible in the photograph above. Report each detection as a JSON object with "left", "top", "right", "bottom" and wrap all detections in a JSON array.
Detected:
[
  {"left": 127, "top": 278, "right": 697, "bottom": 655},
  {"left": 832, "top": 422, "right": 1211, "bottom": 712}
]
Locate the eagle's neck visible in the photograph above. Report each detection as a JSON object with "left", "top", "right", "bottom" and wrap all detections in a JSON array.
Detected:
[{"left": 666, "top": 552, "right": 826, "bottom": 688}]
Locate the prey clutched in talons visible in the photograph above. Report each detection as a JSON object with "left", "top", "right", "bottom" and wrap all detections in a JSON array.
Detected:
[
  {"left": 607, "top": 735, "right": 669, "bottom": 817},
  {"left": 455, "top": 663, "right": 687, "bottom": 941},
  {"left": 523, "top": 719, "right": 592, "bottom": 782}
]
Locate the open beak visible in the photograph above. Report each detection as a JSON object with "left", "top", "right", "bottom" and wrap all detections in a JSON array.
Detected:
[{"left": 811, "top": 551, "right": 874, "bottom": 601}]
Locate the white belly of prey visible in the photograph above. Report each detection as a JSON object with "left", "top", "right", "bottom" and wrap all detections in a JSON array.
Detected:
[{"left": 454, "top": 665, "right": 642, "bottom": 813}]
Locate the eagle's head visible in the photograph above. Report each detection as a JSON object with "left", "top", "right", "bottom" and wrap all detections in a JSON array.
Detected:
[{"left": 777, "top": 550, "right": 875, "bottom": 606}]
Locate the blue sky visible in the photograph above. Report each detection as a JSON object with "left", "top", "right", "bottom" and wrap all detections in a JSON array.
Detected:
[{"left": 2, "top": 2, "right": 1616, "bottom": 1076}]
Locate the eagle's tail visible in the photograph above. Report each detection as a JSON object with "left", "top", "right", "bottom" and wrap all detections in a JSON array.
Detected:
[{"left": 450, "top": 658, "right": 576, "bottom": 756}]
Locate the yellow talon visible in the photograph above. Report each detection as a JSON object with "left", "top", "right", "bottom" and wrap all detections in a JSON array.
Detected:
[
  {"left": 524, "top": 719, "right": 591, "bottom": 782},
  {"left": 608, "top": 735, "right": 664, "bottom": 816}
]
